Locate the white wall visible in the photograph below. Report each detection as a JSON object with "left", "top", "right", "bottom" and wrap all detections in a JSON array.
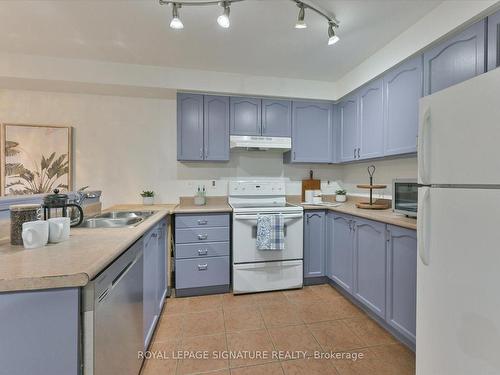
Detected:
[{"left": 0, "top": 89, "right": 347, "bottom": 207}]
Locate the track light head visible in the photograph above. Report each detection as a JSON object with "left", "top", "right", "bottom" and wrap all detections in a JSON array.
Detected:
[
  {"left": 328, "top": 22, "right": 339, "bottom": 45},
  {"left": 295, "top": 3, "right": 307, "bottom": 29},
  {"left": 170, "top": 3, "right": 184, "bottom": 29},
  {"left": 217, "top": 1, "right": 230, "bottom": 28}
]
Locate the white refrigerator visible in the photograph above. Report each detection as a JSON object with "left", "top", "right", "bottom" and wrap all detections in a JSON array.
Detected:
[{"left": 417, "top": 68, "right": 500, "bottom": 374}]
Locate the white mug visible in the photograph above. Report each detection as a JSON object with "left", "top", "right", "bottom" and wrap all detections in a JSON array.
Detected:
[
  {"left": 48, "top": 217, "right": 71, "bottom": 243},
  {"left": 22, "top": 221, "right": 49, "bottom": 249}
]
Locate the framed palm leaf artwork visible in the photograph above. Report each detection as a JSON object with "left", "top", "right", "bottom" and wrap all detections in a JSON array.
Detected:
[{"left": 1, "top": 124, "right": 73, "bottom": 196}]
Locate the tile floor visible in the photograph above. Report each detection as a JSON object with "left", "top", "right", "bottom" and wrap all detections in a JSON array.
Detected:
[{"left": 141, "top": 284, "right": 415, "bottom": 375}]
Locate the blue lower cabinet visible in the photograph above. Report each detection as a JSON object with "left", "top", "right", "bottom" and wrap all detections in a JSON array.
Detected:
[
  {"left": 386, "top": 225, "right": 417, "bottom": 344},
  {"left": 353, "top": 218, "right": 387, "bottom": 319},
  {"left": 328, "top": 212, "right": 354, "bottom": 293},
  {"left": 175, "top": 213, "right": 230, "bottom": 296},
  {"left": 303, "top": 211, "right": 326, "bottom": 281}
]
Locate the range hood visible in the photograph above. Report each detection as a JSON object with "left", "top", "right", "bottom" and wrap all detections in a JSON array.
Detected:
[{"left": 230, "top": 135, "right": 291, "bottom": 151}]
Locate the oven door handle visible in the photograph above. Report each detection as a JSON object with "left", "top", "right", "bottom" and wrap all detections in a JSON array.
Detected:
[{"left": 233, "top": 214, "right": 303, "bottom": 221}]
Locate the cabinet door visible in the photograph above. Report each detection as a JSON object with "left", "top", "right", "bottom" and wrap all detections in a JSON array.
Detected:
[
  {"left": 143, "top": 227, "right": 159, "bottom": 349},
  {"left": 303, "top": 211, "right": 326, "bottom": 278},
  {"left": 424, "top": 20, "right": 486, "bottom": 95},
  {"left": 156, "top": 219, "right": 167, "bottom": 313},
  {"left": 386, "top": 225, "right": 417, "bottom": 343},
  {"left": 204, "top": 95, "right": 229, "bottom": 161},
  {"left": 291, "top": 101, "right": 333, "bottom": 163},
  {"left": 177, "top": 93, "right": 204, "bottom": 161},
  {"left": 338, "top": 94, "right": 358, "bottom": 162},
  {"left": 488, "top": 10, "right": 500, "bottom": 71},
  {"left": 230, "top": 97, "right": 262, "bottom": 136},
  {"left": 358, "top": 79, "right": 384, "bottom": 159},
  {"left": 383, "top": 55, "right": 422, "bottom": 156},
  {"left": 353, "top": 218, "right": 387, "bottom": 318},
  {"left": 262, "top": 99, "right": 292, "bottom": 137},
  {"left": 329, "top": 213, "right": 354, "bottom": 293}
]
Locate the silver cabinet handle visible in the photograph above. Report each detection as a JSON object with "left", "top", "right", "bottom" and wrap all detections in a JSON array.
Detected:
[
  {"left": 197, "top": 219, "right": 208, "bottom": 225},
  {"left": 198, "top": 264, "right": 208, "bottom": 271},
  {"left": 198, "top": 249, "right": 208, "bottom": 256},
  {"left": 357, "top": 148, "right": 360, "bottom": 158},
  {"left": 197, "top": 234, "right": 208, "bottom": 240},
  {"left": 199, "top": 147, "right": 203, "bottom": 159}
]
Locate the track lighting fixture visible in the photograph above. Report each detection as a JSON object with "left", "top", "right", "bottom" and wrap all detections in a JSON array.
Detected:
[
  {"left": 328, "top": 22, "right": 339, "bottom": 45},
  {"left": 217, "top": 1, "right": 230, "bottom": 28},
  {"left": 159, "top": 0, "right": 340, "bottom": 46},
  {"left": 294, "top": 3, "right": 306, "bottom": 29},
  {"left": 169, "top": 3, "right": 184, "bottom": 29}
]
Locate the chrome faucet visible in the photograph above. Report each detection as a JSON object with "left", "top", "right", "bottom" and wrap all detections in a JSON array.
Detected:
[{"left": 74, "top": 186, "right": 100, "bottom": 206}]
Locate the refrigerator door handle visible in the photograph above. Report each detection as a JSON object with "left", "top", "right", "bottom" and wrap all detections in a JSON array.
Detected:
[
  {"left": 418, "top": 186, "right": 430, "bottom": 266},
  {"left": 418, "top": 107, "right": 431, "bottom": 185}
]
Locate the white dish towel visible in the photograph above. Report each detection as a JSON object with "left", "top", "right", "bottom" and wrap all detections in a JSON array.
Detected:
[{"left": 256, "top": 214, "right": 284, "bottom": 251}]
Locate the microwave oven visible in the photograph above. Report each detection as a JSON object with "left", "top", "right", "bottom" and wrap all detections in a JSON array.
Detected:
[{"left": 392, "top": 179, "right": 418, "bottom": 217}]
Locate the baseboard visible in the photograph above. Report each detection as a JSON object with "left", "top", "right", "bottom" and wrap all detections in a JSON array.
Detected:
[
  {"left": 303, "top": 276, "right": 328, "bottom": 286},
  {"left": 174, "top": 285, "right": 230, "bottom": 297}
]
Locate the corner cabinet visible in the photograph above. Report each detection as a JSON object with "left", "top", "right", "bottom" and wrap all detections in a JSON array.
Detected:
[
  {"left": 289, "top": 101, "right": 333, "bottom": 163},
  {"left": 338, "top": 94, "right": 358, "bottom": 162},
  {"left": 386, "top": 225, "right": 417, "bottom": 343},
  {"left": 424, "top": 19, "right": 486, "bottom": 95},
  {"left": 177, "top": 93, "right": 229, "bottom": 162},
  {"left": 353, "top": 217, "right": 387, "bottom": 319},
  {"left": 303, "top": 211, "right": 326, "bottom": 282},
  {"left": 488, "top": 10, "right": 500, "bottom": 71},
  {"left": 327, "top": 212, "right": 354, "bottom": 293},
  {"left": 383, "top": 55, "right": 422, "bottom": 156}
]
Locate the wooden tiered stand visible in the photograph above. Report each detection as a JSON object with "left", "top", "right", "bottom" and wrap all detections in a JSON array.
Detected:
[{"left": 355, "top": 165, "right": 390, "bottom": 210}]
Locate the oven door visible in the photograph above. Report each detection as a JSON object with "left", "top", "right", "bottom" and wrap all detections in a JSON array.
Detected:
[{"left": 232, "top": 211, "right": 303, "bottom": 263}]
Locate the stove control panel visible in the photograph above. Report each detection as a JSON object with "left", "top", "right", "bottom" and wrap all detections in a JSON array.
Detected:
[{"left": 229, "top": 180, "right": 286, "bottom": 196}]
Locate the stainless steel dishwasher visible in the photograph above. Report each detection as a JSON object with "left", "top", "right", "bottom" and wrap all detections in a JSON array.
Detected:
[{"left": 82, "top": 238, "right": 144, "bottom": 375}]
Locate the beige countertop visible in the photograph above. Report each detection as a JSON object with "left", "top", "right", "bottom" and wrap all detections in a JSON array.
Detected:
[
  {"left": 289, "top": 196, "right": 417, "bottom": 230},
  {"left": 174, "top": 196, "right": 232, "bottom": 214},
  {"left": 0, "top": 207, "right": 170, "bottom": 293}
]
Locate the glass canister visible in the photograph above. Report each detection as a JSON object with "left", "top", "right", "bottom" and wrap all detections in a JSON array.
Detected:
[{"left": 10, "top": 204, "right": 42, "bottom": 245}]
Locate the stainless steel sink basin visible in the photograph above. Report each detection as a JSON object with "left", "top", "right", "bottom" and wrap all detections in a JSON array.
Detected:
[{"left": 80, "top": 211, "right": 155, "bottom": 228}]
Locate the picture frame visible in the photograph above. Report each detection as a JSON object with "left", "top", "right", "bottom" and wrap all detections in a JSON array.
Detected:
[{"left": 0, "top": 123, "right": 73, "bottom": 196}]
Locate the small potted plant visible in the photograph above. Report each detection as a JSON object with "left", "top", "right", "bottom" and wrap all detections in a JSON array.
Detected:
[
  {"left": 141, "top": 190, "right": 155, "bottom": 205},
  {"left": 335, "top": 189, "right": 347, "bottom": 202}
]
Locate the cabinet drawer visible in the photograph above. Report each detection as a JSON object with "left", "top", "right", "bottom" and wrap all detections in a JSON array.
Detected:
[
  {"left": 176, "top": 256, "right": 230, "bottom": 289},
  {"left": 176, "top": 213, "right": 230, "bottom": 229},
  {"left": 176, "top": 241, "right": 230, "bottom": 259},
  {"left": 175, "top": 227, "right": 229, "bottom": 244}
]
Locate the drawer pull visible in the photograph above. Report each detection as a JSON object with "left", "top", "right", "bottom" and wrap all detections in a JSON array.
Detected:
[
  {"left": 198, "top": 249, "right": 208, "bottom": 256},
  {"left": 197, "top": 219, "right": 208, "bottom": 225},
  {"left": 198, "top": 264, "right": 208, "bottom": 271},
  {"left": 197, "top": 234, "right": 208, "bottom": 240}
]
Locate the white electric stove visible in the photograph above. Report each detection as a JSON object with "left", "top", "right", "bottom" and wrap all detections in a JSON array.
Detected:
[{"left": 228, "top": 180, "right": 304, "bottom": 294}]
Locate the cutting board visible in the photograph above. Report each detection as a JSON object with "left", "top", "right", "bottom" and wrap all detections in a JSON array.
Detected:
[{"left": 301, "top": 170, "right": 321, "bottom": 201}]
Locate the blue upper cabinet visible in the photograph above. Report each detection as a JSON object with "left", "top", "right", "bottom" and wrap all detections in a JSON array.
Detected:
[
  {"left": 383, "top": 55, "right": 423, "bottom": 156},
  {"left": 338, "top": 94, "right": 358, "bottom": 162},
  {"left": 386, "top": 225, "right": 417, "bottom": 344},
  {"left": 303, "top": 211, "right": 326, "bottom": 280},
  {"left": 488, "top": 10, "right": 500, "bottom": 71},
  {"left": 290, "top": 101, "right": 333, "bottom": 163},
  {"left": 353, "top": 218, "right": 387, "bottom": 319},
  {"left": 358, "top": 78, "right": 384, "bottom": 160},
  {"left": 262, "top": 99, "right": 292, "bottom": 137},
  {"left": 230, "top": 97, "right": 262, "bottom": 136},
  {"left": 424, "top": 20, "right": 486, "bottom": 95},
  {"left": 177, "top": 93, "right": 204, "bottom": 161},
  {"left": 204, "top": 95, "right": 230, "bottom": 161}
]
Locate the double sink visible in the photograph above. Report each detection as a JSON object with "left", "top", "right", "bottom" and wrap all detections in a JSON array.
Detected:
[{"left": 80, "top": 211, "right": 155, "bottom": 228}]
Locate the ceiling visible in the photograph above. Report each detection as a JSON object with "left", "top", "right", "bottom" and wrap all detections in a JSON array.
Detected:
[{"left": 0, "top": 0, "right": 442, "bottom": 82}]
